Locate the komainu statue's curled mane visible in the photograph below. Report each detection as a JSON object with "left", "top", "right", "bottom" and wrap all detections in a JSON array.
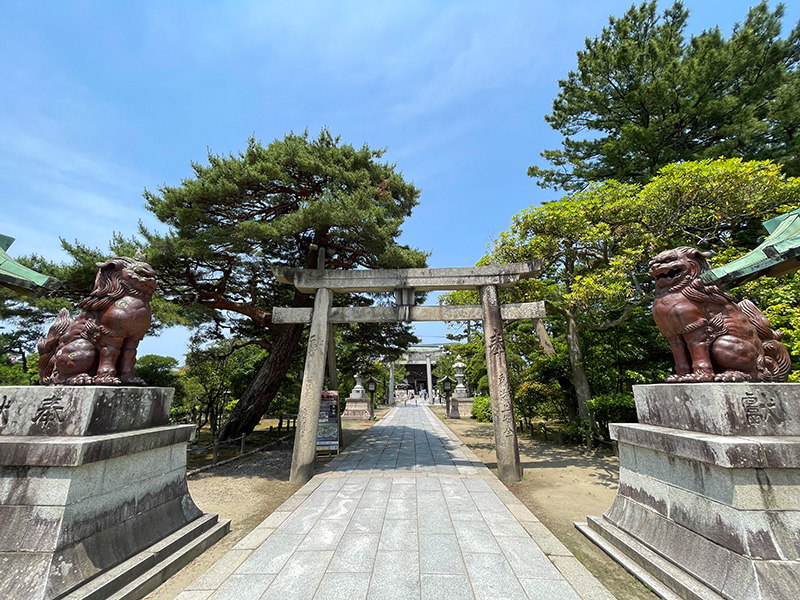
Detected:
[
  {"left": 38, "top": 256, "right": 157, "bottom": 386},
  {"left": 648, "top": 246, "right": 790, "bottom": 383}
]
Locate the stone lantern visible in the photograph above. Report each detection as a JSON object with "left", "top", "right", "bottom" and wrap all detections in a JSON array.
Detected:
[
  {"left": 453, "top": 356, "right": 467, "bottom": 395},
  {"left": 440, "top": 375, "right": 455, "bottom": 416},
  {"left": 342, "top": 374, "right": 373, "bottom": 420},
  {"left": 448, "top": 355, "right": 473, "bottom": 418}
]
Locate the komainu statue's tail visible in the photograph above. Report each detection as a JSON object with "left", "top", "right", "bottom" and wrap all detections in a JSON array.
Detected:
[
  {"left": 37, "top": 308, "right": 72, "bottom": 384},
  {"left": 739, "top": 299, "right": 792, "bottom": 382}
]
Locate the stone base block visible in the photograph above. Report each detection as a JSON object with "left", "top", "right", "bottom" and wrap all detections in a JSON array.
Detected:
[
  {"left": 576, "top": 517, "right": 724, "bottom": 600},
  {"left": 447, "top": 397, "right": 473, "bottom": 419},
  {"left": 634, "top": 383, "right": 800, "bottom": 436},
  {"left": 0, "top": 386, "right": 223, "bottom": 600},
  {"left": 61, "top": 513, "right": 230, "bottom": 600},
  {"left": 0, "top": 385, "right": 174, "bottom": 437},
  {"left": 341, "top": 399, "right": 373, "bottom": 420},
  {"left": 579, "top": 384, "right": 800, "bottom": 600}
]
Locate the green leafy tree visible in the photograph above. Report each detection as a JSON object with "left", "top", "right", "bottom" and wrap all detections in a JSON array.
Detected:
[
  {"left": 491, "top": 180, "right": 650, "bottom": 418},
  {"left": 0, "top": 349, "right": 38, "bottom": 385},
  {"left": 135, "top": 354, "right": 190, "bottom": 421},
  {"left": 514, "top": 380, "right": 564, "bottom": 430},
  {"left": 489, "top": 158, "right": 800, "bottom": 418},
  {"left": 182, "top": 341, "right": 249, "bottom": 437},
  {"left": 530, "top": 1, "right": 800, "bottom": 191},
  {"left": 141, "top": 129, "right": 426, "bottom": 440},
  {"left": 135, "top": 354, "right": 181, "bottom": 387}
]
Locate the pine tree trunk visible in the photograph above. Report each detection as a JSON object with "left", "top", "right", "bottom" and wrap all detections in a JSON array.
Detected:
[
  {"left": 219, "top": 249, "right": 318, "bottom": 441},
  {"left": 218, "top": 321, "right": 306, "bottom": 440},
  {"left": 565, "top": 312, "right": 591, "bottom": 420}
]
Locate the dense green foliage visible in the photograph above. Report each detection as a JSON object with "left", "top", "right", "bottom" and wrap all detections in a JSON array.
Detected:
[
  {"left": 471, "top": 396, "right": 492, "bottom": 422},
  {"left": 586, "top": 393, "right": 637, "bottom": 441},
  {"left": 134, "top": 354, "right": 187, "bottom": 422},
  {"left": 0, "top": 350, "right": 37, "bottom": 385},
  {"left": 135, "top": 354, "right": 182, "bottom": 388},
  {"left": 514, "top": 380, "right": 565, "bottom": 427},
  {"left": 530, "top": 1, "right": 800, "bottom": 191}
]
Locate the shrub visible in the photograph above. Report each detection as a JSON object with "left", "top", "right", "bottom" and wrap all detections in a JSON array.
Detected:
[
  {"left": 514, "top": 380, "right": 563, "bottom": 422},
  {"left": 587, "top": 393, "right": 637, "bottom": 440},
  {"left": 471, "top": 396, "right": 492, "bottom": 422},
  {"left": 563, "top": 418, "right": 590, "bottom": 444}
]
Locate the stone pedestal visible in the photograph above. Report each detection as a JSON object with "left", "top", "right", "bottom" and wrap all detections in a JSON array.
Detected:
[
  {"left": 447, "top": 396, "right": 474, "bottom": 419},
  {"left": 0, "top": 386, "right": 228, "bottom": 600},
  {"left": 577, "top": 383, "right": 800, "bottom": 600},
  {"left": 341, "top": 378, "right": 374, "bottom": 420}
]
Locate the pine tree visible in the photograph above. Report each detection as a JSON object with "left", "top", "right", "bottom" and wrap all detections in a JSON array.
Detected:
[{"left": 530, "top": 1, "right": 800, "bottom": 191}]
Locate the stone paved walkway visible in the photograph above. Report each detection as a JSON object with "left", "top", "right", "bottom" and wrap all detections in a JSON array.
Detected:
[{"left": 175, "top": 404, "right": 615, "bottom": 600}]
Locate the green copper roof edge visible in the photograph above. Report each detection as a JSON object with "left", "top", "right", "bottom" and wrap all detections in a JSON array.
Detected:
[
  {"left": 700, "top": 209, "right": 800, "bottom": 289},
  {"left": 0, "top": 233, "right": 63, "bottom": 297},
  {"left": 0, "top": 234, "right": 13, "bottom": 252}
]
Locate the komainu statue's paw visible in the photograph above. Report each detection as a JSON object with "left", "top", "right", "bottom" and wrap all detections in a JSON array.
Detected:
[
  {"left": 667, "top": 371, "right": 714, "bottom": 383},
  {"left": 687, "top": 371, "right": 715, "bottom": 382},
  {"left": 714, "top": 370, "right": 751, "bottom": 382},
  {"left": 94, "top": 373, "right": 122, "bottom": 385},
  {"left": 65, "top": 374, "right": 95, "bottom": 385},
  {"left": 121, "top": 376, "right": 147, "bottom": 386}
]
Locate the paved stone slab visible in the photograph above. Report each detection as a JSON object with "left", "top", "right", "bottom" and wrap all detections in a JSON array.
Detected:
[
  {"left": 176, "top": 404, "right": 616, "bottom": 599},
  {"left": 314, "top": 572, "right": 371, "bottom": 600}
]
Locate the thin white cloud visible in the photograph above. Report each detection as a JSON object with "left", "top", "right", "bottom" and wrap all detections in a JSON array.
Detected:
[{"left": 136, "top": 1, "right": 555, "bottom": 122}]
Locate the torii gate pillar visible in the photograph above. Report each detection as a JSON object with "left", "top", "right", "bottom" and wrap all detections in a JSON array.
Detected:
[
  {"left": 480, "top": 284, "right": 522, "bottom": 482},
  {"left": 289, "top": 287, "right": 333, "bottom": 486}
]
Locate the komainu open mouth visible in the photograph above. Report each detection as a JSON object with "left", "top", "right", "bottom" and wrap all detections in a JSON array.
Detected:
[{"left": 656, "top": 267, "right": 683, "bottom": 281}]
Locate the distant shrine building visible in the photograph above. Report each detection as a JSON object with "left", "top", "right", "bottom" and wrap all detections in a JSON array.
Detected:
[{"left": 395, "top": 344, "right": 447, "bottom": 395}]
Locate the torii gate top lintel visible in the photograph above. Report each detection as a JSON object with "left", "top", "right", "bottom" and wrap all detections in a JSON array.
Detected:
[{"left": 271, "top": 260, "right": 542, "bottom": 294}]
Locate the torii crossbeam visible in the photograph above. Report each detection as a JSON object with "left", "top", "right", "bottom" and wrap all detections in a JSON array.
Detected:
[{"left": 273, "top": 261, "right": 543, "bottom": 486}]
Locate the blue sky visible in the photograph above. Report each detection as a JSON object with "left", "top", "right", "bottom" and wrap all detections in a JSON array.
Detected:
[{"left": 2, "top": 1, "right": 797, "bottom": 360}]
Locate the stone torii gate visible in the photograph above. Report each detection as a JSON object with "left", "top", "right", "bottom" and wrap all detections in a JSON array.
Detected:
[{"left": 272, "top": 261, "right": 544, "bottom": 486}]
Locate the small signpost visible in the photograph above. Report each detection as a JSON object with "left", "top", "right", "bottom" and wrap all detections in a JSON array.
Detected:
[{"left": 316, "top": 391, "right": 339, "bottom": 454}]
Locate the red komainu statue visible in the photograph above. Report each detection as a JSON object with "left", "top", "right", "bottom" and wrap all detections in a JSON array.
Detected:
[
  {"left": 38, "top": 256, "right": 157, "bottom": 386},
  {"left": 648, "top": 246, "right": 790, "bottom": 383}
]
